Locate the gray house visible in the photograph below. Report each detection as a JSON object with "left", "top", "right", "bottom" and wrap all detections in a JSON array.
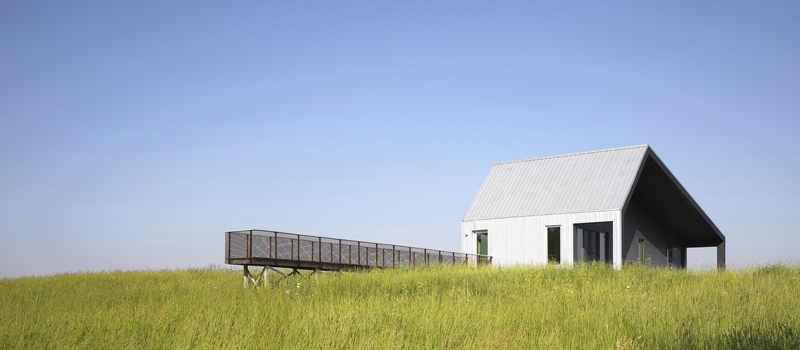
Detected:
[{"left": 461, "top": 145, "right": 725, "bottom": 269}]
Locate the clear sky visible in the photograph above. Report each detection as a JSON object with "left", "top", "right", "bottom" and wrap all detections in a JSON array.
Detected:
[{"left": 1, "top": 1, "right": 799, "bottom": 278}]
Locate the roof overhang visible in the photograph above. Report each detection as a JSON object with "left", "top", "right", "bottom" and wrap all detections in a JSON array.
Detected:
[{"left": 622, "top": 148, "right": 725, "bottom": 247}]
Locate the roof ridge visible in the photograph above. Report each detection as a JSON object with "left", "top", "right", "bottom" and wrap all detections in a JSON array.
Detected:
[
  {"left": 463, "top": 208, "right": 620, "bottom": 222},
  {"left": 494, "top": 144, "right": 650, "bottom": 165}
]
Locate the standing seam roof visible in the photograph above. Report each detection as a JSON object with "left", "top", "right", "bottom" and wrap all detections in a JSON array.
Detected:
[{"left": 463, "top": 145, "right": 649, "bottom": 221}]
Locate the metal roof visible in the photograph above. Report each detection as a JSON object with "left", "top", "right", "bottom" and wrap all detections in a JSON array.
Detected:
[{"left": 463, "top": 145, "right": 649, "bottom": 221}]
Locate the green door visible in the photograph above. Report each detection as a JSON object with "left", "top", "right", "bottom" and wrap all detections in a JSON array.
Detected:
[{"left": 477, "top": 232, "right": 488, "bottom": 255}]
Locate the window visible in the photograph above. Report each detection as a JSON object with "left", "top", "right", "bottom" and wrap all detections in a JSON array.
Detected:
[
  {"left": 575, "top": 227, "right": 611, "bottom": 264},
  {"left": 547, "top": 227, "right": 560, "bottom": 263},
  {"left": 599, "top": 232, "right": 607, "bottom": 263}
]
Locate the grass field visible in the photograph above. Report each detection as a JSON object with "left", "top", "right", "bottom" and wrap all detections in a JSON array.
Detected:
[{"left": 1, "top": 263, "right": 799, "bottom": 349}]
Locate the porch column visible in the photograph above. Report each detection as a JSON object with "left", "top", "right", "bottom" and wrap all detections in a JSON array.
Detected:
[
  {"left": 613, "top": 211, "right": 623, "bottom": 270},
  {"left": 717, "top": 241, "right": 726, "bottom": 270}
]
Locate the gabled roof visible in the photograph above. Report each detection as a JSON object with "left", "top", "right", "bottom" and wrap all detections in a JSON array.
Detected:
[
  {"left": 463, "top": 145, "right": 648, "bottom": 221},
  {"left": 463, "top": 144, "right": 724, "bottom": 246}
]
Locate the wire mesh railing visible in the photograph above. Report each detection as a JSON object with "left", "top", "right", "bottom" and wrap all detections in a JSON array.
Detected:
[{"left": 226, "top": 229, "right": 492, "bottom": 268}]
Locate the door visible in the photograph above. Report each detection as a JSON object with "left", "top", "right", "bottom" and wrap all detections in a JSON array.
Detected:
[{"left": 476, "top": 232, "right": 488, "bottom": 256}]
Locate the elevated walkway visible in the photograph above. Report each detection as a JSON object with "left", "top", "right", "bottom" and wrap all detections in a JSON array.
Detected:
[{"left": 226, "top": 229, "right": 492, "bottom": 287}]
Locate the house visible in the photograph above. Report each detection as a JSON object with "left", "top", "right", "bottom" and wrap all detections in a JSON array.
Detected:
[{"left": 461, "top": 145, "right": 725, "bottom": 269}]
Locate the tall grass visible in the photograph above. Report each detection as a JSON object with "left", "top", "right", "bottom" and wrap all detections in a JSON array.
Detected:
[{"left": 1, "top": 264, "right": 799, "bottom": 349}]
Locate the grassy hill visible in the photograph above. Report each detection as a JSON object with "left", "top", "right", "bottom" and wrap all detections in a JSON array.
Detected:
[{"left": 2, "top": 264, "right": 799, "bottom": 349}]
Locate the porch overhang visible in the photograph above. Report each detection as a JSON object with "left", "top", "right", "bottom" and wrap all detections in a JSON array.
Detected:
[{"left": 623, "top": 150, "right": 725, "bottom": 248}]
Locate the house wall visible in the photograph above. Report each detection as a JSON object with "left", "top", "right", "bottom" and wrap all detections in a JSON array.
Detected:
[
  {"left": 622, "top": 193, "right": 686, "bottom": 268},
  {"left": 461, "top": 210, "right": 622, "bottom": 268}
]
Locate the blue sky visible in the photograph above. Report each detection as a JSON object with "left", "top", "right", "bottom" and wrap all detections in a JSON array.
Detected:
[{"left": 1, "top": 1, "right": 799, "bottom": 278}]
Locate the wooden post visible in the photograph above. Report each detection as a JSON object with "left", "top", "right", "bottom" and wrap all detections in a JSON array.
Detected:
[{"left": 243, "top": 265, "right": 249, "bottom": 288}]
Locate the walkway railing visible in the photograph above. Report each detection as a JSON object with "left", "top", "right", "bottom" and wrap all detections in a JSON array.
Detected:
[{"left": 226, "top": 229, "right": 492, "bottom": 270}]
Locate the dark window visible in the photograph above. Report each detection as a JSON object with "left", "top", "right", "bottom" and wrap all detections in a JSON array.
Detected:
[{"left": 547, "top": 227, "right": 560, "bottom": 263}]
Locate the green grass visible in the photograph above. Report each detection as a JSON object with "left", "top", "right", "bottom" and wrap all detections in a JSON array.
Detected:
[{"left": 1, "top": 264, "right": 799, "bottom": 349}]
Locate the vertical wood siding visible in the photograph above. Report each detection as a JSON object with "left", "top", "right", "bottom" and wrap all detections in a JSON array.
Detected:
[{"left": 462, "top": 210, "right": 622, "bottom": 268}]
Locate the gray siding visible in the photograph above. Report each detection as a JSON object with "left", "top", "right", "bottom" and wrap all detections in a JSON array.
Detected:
[{"left": 622, "top": 191, "right": 686, "bottom": 267}]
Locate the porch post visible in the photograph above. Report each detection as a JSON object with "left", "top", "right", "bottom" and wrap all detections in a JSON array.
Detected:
[
  {"left": 717, "top": 241, "right": 726, "bottom": 270},
  {"left": 613, "top": 211, "right": 623, "bottom": 270}
]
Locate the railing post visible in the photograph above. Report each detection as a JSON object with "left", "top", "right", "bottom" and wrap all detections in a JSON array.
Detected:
[
  {"left": 248, "top": 230, "right": 253, "bottom": 259},
  {"left": 291, "top": 238, "right": 294, "bottom": 261},
  {"left": 424, "top": 249, "right": 428, "bottom": 266},
  {"left": 412, "top": 247, "right": 415, "bottom": 266},
  {"left": 319, "top": 237, "right": 322, "bottom": 262},
  {"left": 358, "top": 242, "right": 361, "bottom": 266},
  {"left": 392, "top": 245, "right": 396, "bottom": 267}
]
